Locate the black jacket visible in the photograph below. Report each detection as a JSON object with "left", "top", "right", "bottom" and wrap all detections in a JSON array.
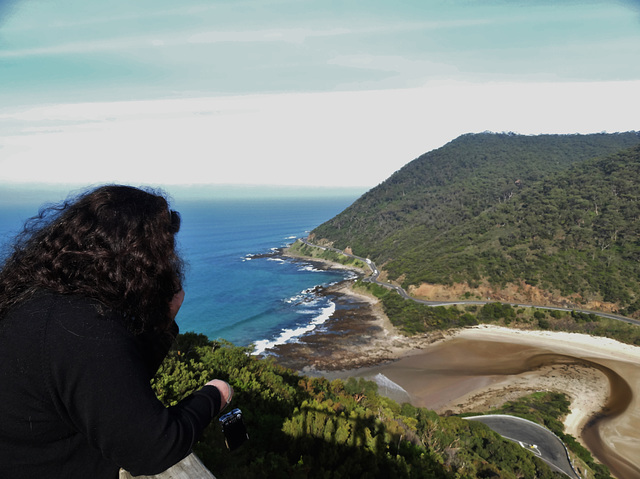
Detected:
[{"left": 0, "top": 291, "right": 221, "bottom": 478}]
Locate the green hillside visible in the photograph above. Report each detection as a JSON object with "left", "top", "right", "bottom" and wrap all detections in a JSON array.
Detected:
[{"left": 311, "top": 132, "right": 640, "bottom": 314}]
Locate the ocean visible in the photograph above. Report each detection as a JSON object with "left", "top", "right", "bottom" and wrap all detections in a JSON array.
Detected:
[{"left": 0, "top": 192, "right": 361, "bottom": 353}]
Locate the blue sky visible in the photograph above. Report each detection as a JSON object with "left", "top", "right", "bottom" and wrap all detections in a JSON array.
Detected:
[{"left": 1, "top": 0, "right": 639, "bottom": 191}]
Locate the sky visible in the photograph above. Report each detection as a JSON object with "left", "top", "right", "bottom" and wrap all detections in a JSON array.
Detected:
[{"left": 1, "top": 0, "right": 639, "bottom": 196}]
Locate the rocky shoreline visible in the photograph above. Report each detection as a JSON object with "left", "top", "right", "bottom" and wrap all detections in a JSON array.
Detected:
[
  {"left": 265, "top": 280, "right": 451, "bottom": 372},
  {"left": 270, "top": 247, "right": 451, "bottom": 371}
]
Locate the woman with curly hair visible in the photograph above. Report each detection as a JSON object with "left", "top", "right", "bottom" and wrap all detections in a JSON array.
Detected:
[{"left": 0, "top": 185, "right": 232, "bottom": 478}]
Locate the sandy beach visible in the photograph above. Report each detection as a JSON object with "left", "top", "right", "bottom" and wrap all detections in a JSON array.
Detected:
[{"left": 268, "top": 280, "right": 640, "bottom": 479}]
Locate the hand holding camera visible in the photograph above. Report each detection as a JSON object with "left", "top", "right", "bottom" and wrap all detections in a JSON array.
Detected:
[{"left": 205, "top": 379, "right": 248, "bottom": 451}]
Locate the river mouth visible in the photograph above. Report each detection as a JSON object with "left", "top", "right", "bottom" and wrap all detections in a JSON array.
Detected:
[
  {"left": 581, "top": 359, "right": 636, "bottom": 479},
  {"left": 357, "top": 338, "right": 638, "bottom": 479}
]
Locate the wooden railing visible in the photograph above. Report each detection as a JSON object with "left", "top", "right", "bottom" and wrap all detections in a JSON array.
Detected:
[{"left": 119, "top": 453, "right": 215, "bottom": 479}]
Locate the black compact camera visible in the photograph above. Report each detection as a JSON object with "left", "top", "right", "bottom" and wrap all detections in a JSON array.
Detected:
[{"left": 219, "top": 408, "right": 249, "bottom": 451}]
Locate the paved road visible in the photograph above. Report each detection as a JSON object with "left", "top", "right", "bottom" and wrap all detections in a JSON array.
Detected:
[
  {"left": 465, "top": 415, "right": 580, "bottom": 478},
  {"left": 299, "top": 238, "right": 640, "bottom": 327}
]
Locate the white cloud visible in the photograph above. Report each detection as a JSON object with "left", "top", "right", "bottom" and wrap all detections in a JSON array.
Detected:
[
  {"left": 1, "top": 80, "right": 638, "bottom": 188},
  {"left": 0, "top": 17, "right": 496, "bottom": 60},
  {"left": 188, "top": 27, "right": 351, "bottom": 45}
]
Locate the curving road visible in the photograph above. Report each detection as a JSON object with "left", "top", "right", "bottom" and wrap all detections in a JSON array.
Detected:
[
  {"left": 465, "top": 415, "right": 580, "bottom": 478},
  {"left": 299, "top": 238, "right": 640, "bottom": 327}
]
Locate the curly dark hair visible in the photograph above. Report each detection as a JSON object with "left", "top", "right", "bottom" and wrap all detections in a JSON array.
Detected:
[{"left": 0, "top": 185, "right": 184, "bottom": 334}]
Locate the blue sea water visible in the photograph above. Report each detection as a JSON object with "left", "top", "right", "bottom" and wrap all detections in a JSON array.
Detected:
[{"left": 0, "top": 193, "right": 360, "bottom": 352}]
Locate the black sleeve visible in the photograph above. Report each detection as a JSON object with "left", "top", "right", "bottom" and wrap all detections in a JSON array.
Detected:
[{"left": 43, "top": 297, "right": 222, "bottom": 475}]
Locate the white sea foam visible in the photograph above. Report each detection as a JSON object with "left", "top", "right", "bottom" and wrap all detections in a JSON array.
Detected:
[
  {"left": 299, "top": 264, "right": 323, "bottom": 272},
  {"left": 251, "top": 302, "right": 336, "bottom": 355},
  {"left": 297, "top": 296, "right": 321, "bottom": 308},
  {"left": 284, "top": 294, "right": 303, "bottom": 304},
  {"left": 284, "top": 288, "right": 318, "bottom": 304},
  {"left": 267, "top": 257, "right": 286, "bottom": 263}
]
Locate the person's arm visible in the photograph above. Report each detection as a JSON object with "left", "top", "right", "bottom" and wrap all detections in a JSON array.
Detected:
[{"left": 44, "top": 297, "right": 229, "bottom": 475}]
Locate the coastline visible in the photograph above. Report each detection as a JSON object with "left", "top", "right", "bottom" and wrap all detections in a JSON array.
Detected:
[
  {"left": 266, "top": 281, "right": 454, "bottom": 371},
  {"left": 270, "top": 252, "right": 640, "bottom": 477}
]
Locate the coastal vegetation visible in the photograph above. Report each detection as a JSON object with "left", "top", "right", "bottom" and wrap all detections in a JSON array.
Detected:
[
  {"left": 287, "top": 240, "right": 369, "bottom": 270},
  {"left": 310, "top": 132, "right": 640, "bottom": 317},
  {"left": 356, "top": 280, "right": 640, "bottom": 346},
  {"left": 153, "top": 333, "right": 577, "bottom": 478}
]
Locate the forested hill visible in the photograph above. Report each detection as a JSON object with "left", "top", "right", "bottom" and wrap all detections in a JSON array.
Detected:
[{"left": 311, "top": 132, "right": 640, "bottom": 315}]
